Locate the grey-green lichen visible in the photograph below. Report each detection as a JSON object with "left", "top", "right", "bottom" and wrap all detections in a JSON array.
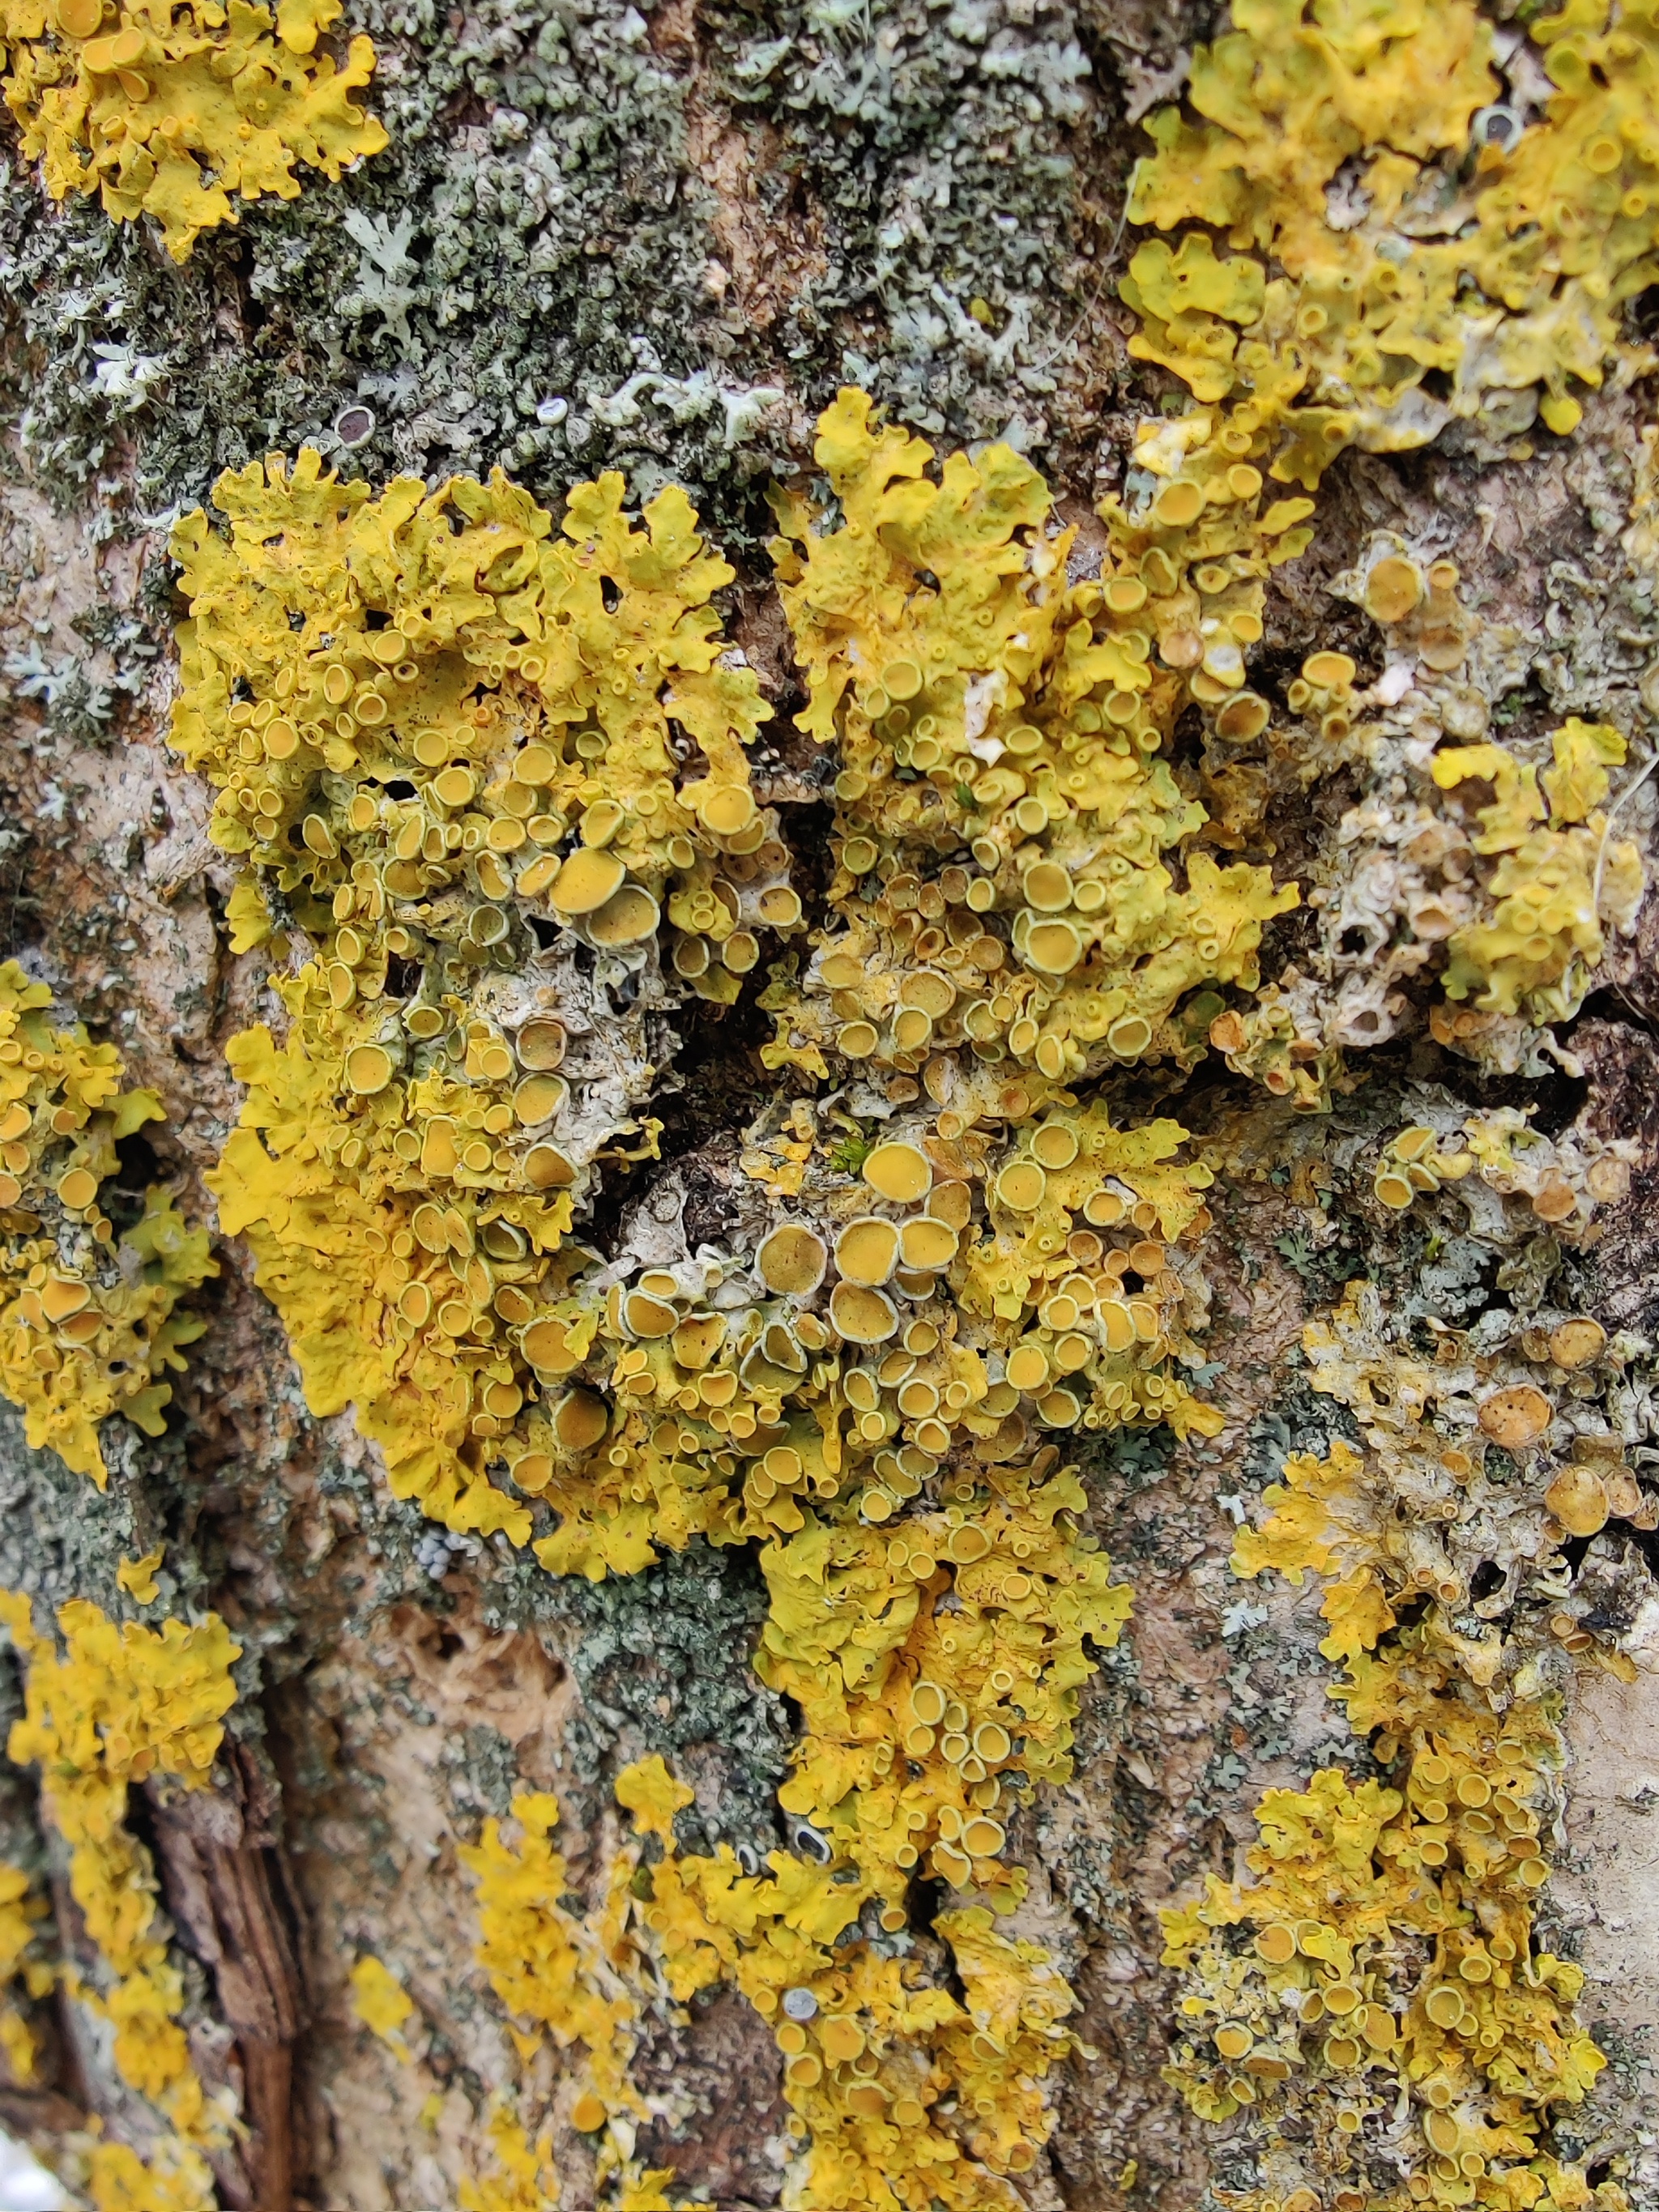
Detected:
[
  {"left": 711, "top": 0, "right": 1120, "bottom": 457},
  {"left": 477, "top": 1538, "right": 794, "bottom": 1860},
  {"left": 0, "top": 1396, "right": 181, "bottom": 1625},
  {"left": 0, "top": 0, "right": 789, "bottom": 535},
  {"left": 0, "top": 0, "right": 1130, "bottom": 533}
]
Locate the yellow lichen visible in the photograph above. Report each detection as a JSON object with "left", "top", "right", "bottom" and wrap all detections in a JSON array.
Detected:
[
  {"left": 1374, "top": 1107, "right": 1635, "bottom": 1234},
  {"left": 1, "top": 0, "right": 386, "bottom": 258},
  {"left": 461, "top": 1789, "right": 716, "bottom": 2209},
  {"left": 0, "top": 962, "right": 213, "bottom": 1484},
  {"left": 0, "top": 1590, "right": 240, "bottom": 2149},
  {"left": 1161, "top": 1711, "right": 1609, "bottom": 2208},
  {"left": 171, "top": 392, "right": 1638, "bottom": 2212},
  {"left": 627, "top": 1737, "right": 1089, "bottom": 2209},
  {"left": 170, "top": 450, "right": 798, "bottom": 1543},
  {"left": 0, "top": 1864, "right": 47, "bottom": 2085},
  {"left": 572, "top": 1204, "right": 1154, "bottom": 2203},
  {"left": 1208, "top": 980, "right": 1340, "bottom": 1114},
  {"left": 114, "top": 1549, "right": 164, "bottom": 1605},
  {"left": 92, "top": 0, "right": 1659, "bottom": 2171},
  {"left": 1162, "top": 1256, "right": 1644, "bottom": 2207},
  {"left": 1374, "top": 1123, "right": 1478, "bottom": 1212},
  {"left": 1301, "top": 1276, "right": 1650, "bottom": 1596},
  {"left": 1126, "top": 0, "right": 1659, "bottom": 478},
  {"left": 520, "top": 1097, "right": 1221, "bottom": 1585},
  {"left": 172, "top": 423, "right": 1238, "bottom": 2207},
  {"left": 462, "top": 1790, "right": 644, "bottom": 2122},
  {"left": 1166, "top": 1445, "right": 1615, "bottom": 2208},
  {"left": 1428, "top": 720, "right": 1645, "bottom": 1027},
  {"left": 1201, "top": 595, "right": 1647, "bottom": 1094},
  {"left": 1456, "top": 1108, "right": 1635, "bottom": 1238},
  {"left": 458, "top": 2110, "right": 560, "bottom": 2212},
  {"left": 349, "top": 1954, "right": 416, "bottom": 2059},
  {"left": 762, "top": 390, "right": 1299, "bottom": 1099},
  {"left": 83, "top": 2137, "right": 218, "bottom": 2211}
]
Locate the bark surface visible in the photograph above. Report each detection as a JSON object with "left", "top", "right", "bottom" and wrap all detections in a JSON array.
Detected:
[{"left": 0, "top": 2, "right": 1653, "bottom": 2209}]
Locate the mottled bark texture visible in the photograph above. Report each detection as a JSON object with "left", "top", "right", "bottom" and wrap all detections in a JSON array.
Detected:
[{"left": 0, "top": 1, "right": 1654, "bottom": 2209}]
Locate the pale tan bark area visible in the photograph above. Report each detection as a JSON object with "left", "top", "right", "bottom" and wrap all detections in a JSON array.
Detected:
[{"left": 1557, "top": 1673, "right": 1659, "bottom": 2199}]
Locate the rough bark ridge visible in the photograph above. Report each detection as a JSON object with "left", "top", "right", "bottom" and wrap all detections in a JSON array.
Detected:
[{"left": 0, "top": 0, "right": 1654, "bottom": 2208}]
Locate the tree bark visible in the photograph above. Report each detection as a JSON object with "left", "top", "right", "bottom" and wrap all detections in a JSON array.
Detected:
[{"left": 0, "top": 1, "right": 1654, "bottom": 2209}]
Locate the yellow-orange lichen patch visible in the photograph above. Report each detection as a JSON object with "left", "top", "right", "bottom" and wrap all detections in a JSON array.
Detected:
[
  {"left": 1, "top": 0, "right": 386, "bottom": 258},
  {"left": 761, "top": 391, "right": 1298, "bottom": 1101},
  {"left": 1429, "top": 720, "right": 1644, "bottom": 1028},
  {"left": 169, "top": 421, "right": 1252, "bottom": 2208},
  {"left": 1162, "top": 1241, "right": 1649, "bottom": 2210},
  {"left": 0, "top": 1589, "right": 239, "bottom": 2176},
  {"left": 0, "top": 1864, "right": 47, "bottom": 2087},
  {"left": 0, "top": 961, "right": 214, "bottom": 1483},
  {"left": 1127, "top": 0, "right": 1659, "bottom": 480},
  {"left": 171, "top": 452, "right": 798, "bottom": 1542},
  {"left": 526, "top": 1099, "right": 1220, "bottom": 1582}
]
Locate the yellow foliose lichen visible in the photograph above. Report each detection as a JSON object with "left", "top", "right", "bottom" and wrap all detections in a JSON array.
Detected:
[
  {"left": 1196, "top": 549, "right": 1649, "bottom": 1093},
  {"left": 83, "top": 2136, "right": 219, "bottom": 2211},
  {"left": 1127, "top": 0, "right": 1659, "bottom": 480},
  {"left": 1429, "top": 719, "right": 1645, "bottom": 1025},
  {"left": 168, "top": 450, "right": 799, "bottom": 1543},
  {"left": 460, "top": 1788, "right": 716, "bottom": 2208},
  {"left": 1166, "top": 1431, "right": 1618, "bottom": 2209},
  {"left": 1162, "top": 1242, "right": 1648, "bottom": 2210},
  {"left": 1, "top": 0, "right": 386, "bottom": 258},
  {"left": 1373, "top": 1106, "right": 1636, "bottom": 1238},
  {"left": 513, "top": 1086, "right": 1195, "bottom": 2206},
  {"left": 574, "top": 1147, "right": 1164, "bottom": 2206},
  {"left": 349, "top": 1954, "right": 415, "bottom": 2059},
  {"left": 762, "top": 390, "right": 1298, "bottom": 1100},
  {"left": 114, "top": 1549, "right": 165, "bottom": 1605},
  {"left": 527, "top": 1097, "right": 1220, "bottom": 1583},
  {"left": 461, "top": 1789, "right": 644, "bottom": 2122},
  {"left": 0, "top": 1863, "right": 47, "bottom": 2084},
  {"left": 1374, "top": 1122, "right": 1478, "bottom": 1212},
  {"left": 168, "top": 418, "right": 1246, "bottom": 2207},
  {"left": 0, "top": 1591, "right": 240, "bottom": 2155},
  {"left": 0, "top": 962, "right": 214, "bottom": 1484},
  {"left": 458, "top": 2110, "right": 559, "bottom": 2212},
  {"left": 628, "top": 1740, "right": 1086, "bottom": 2210}
]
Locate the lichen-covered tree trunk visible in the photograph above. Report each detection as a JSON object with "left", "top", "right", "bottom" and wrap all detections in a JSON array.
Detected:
[{"left": 0, "top": 0, "right": 1656, "bottom": 2207}]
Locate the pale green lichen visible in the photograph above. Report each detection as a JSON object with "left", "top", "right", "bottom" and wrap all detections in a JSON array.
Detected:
[{"left": 714, "top": 0, "right": 1114, "bottom": 454}]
